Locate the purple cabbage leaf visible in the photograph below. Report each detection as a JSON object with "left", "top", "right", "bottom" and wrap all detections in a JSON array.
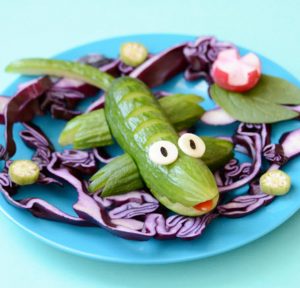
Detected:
[
  {"left": 183, "top": 36, "right": 235, "bottom": 83},
  {"left": 215, "top": 123, "right": 270, "bottom": 193},
  {"left": 0, "top": 77, "right": 52, "bottom": 160}
]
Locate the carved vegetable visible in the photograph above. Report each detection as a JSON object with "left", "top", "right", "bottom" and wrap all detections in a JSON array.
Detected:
[{"left": 6, "top": 59, "right": 220, "bottom": 216}]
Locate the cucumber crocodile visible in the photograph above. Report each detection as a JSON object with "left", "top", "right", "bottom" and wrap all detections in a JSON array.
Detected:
[{"left": 6, "top": 58, "right": 231, "bottom": 216}]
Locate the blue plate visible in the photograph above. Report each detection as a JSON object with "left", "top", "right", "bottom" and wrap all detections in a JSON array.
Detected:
[{"left": 1, "top": 34, "right": 300, "bottom": 264}]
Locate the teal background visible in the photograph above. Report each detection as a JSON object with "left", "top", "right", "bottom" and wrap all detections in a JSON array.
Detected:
[{"left": 1, "top": 0, "right": 300, "bottom": 287}]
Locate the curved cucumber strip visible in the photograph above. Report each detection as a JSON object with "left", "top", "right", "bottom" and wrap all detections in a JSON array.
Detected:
[
  {"left": 201, "top": 137, "right": 234, "bottom": 171},
  {"left": 89, "top": 154, "right": 143, "bottom": 196},
  {"left": 6, "top": 58, "right": 114, "bottom": 91},
  {"left": 9, "top": 160, "right": 40, "bottom": 185},
  {"left": 159, "top": 94, "right": 205, "bottom": 131},
  {"left": 59, "top": 109, "right": 113, "bottom": 149}
]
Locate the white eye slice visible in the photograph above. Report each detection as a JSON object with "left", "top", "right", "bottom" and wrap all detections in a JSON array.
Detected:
[
  {"left": 178, "top": 133, "right": 206, "bottom": 158},
  {"left": 148, "top": 140, "right": 178, "bottom": 165}
]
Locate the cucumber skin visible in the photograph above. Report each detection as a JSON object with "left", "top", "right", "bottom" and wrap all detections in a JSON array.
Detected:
[
  {"left": 59, "top": 109, "right": 113, "bottom": 149},
  {"left": 89, "top": 154, "right": 144, "bottom": 196},
  {"left": 105, "top": 77, "right": 218, "bottom": 208},
  {"left": 201, "top": 137, "right": 234, "bottom": 171},
  {"left": 159, "top": 94, "right": 205, "bottom": 131}
]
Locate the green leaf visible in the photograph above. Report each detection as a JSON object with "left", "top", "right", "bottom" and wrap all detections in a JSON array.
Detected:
[
  {"left": 252, "top": 75, "right": 300, "bottom": 104},
  {"left": 210, "top": 76, "right": 299, "bottom": 123}
]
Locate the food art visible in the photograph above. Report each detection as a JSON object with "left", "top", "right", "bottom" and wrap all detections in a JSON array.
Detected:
[{"left": 1, "top": 36, "right": 300, "bottom": 240}]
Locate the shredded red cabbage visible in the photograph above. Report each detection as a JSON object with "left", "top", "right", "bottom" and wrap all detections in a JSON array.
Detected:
[
  {"left": 20, "top": 122, "right": 54, "bottom": 166},
  {"left": 265, "top": 128, "right": 300, "bottom": 164},
  {"left": 95, "top": 191, "right": 160, "bottom": 219},
  {"left": 118, "top": 61, "right": 135, "bottom": 75},
  {"left": 183, "top": 36, "right": 235, "bottom": 83},
  {"left": 93, "top": 148, "right": 116, "bottom": 164},
  {"left": 43, "top": 88, "right": 86, "bottom": 110},
  {"left": 215, "top": 123, "right": 270, "bottom": 193},
  {"left": 20, "top": 122, "right": 97, "bottom": 175},
  {"left": 0, "top": 95, "right": 10, "bottom": 124},
  {"left": 0, "top": 77, "right": 52, "bottom": 160},
  {"left": 217, "top": 171, "right": 276, "bottom": 218},
  {"left": 51, "top": 104, "right": 81, "bottom": 120},
  {"left": 263, "top": 144, "right": 288, "bottom": 166},
  {"left": 0, "top": 161, "right": 88, "bottom": 225},
  {"left": 41, "top": 88, "right": 84, "bottom": 120},
  {"left": 218, "top": 127, "right": 300, "bottom": 217},
  {"left": 56, "top": 150, "right": 97, "bottom": 175},
  {"left": 130, "top": 43, "right": 188, "bottom": 88},
  {"left": 153, "top": 91, "right": 171, "bottom": 99},
  {"left": 78, "top": 54, "right": 114, "bottom": 68},
  {"left": 217, "top": 193, "right": 275, "bottom": 217},
  {"left": 86, "top": 95, "right": 105, "bottom": 112},
  {"left": 117, "top": 55, "right": 153, "bottom": 76},
  {"left": 43, "top": 55, "right": 115, "bottom": 120}
]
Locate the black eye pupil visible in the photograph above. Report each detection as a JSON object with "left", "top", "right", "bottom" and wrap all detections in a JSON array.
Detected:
[
  {"left": 190, "top": 139, "right": 196, "bottom": 150},
  {"left": 160, "top": 146, "right": 168, "bottom": 157}
]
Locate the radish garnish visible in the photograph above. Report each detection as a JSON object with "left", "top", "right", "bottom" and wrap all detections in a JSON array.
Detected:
[{"left": 211, "top": 49, "right": 261, "bottom": 92}]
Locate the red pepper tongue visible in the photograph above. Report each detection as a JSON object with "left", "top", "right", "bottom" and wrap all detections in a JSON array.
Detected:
[{"left": 194, "top": 199, "right": 213, "bottom": 211}]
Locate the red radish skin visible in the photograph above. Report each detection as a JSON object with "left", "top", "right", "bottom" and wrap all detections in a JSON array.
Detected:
[{"left": 211, "top": 49, "right": 261, "bottom": 92}]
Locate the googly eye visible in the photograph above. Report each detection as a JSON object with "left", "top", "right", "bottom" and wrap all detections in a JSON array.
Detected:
[
  {"left": 178, "top": 133, "right": 206, "bottom": 158},
  {"left": 148, "top": 140, "right": 178, "bottom": 165}
]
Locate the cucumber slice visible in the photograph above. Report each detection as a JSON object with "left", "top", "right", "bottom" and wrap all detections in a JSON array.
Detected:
[
  {"left": 120, "top": 42, "right": 148, "bottom": 67},
  {"left": 58, "top": 109, "right": 113, "bottom": 149},
  {"left": 9, "top": 160, "right": 40, "bottom": 186},
  {"left": 259, "top": 170, "right": 291, "bottom": 196}
]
